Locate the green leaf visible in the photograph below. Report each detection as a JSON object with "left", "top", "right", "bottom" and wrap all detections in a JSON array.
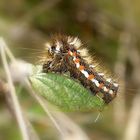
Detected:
[{"left": 29, "top": 73, "right": 105, "bottom": 111}]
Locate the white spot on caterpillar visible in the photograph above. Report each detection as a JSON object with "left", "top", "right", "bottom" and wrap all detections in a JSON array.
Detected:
[
  {"left": 103, "top": 86, "right": 108, "bottom": 92},
  {"left": 91, "top": 79, "right": 100, "bottom": 87},
  {"left": 109, "top": 90, "right": 113, "bottom": 94},
  {"left": 76, "top": 63, "right": 80, "bottom": 68},
  {"left": 69, "top": 51, "right": 73, "bottom": 56},
  {"left": 56, "top": 46, "right": 60, "bottom": 51},
  {"left": 55, "top": 41, "right": 61, "bottom": 53},
  {"left": 81, "top": 70, "right": 89, "bottom": 78},
  {"left": 77, "top": 50, "right": 80, "bottom": 53},
  {"left": 73, "top": 56, "right": 76, "bottom": 61}
]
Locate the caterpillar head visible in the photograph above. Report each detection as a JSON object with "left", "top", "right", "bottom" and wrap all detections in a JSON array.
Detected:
[{"left": 45, "top": 35, "right": 82, "bottom": 56}]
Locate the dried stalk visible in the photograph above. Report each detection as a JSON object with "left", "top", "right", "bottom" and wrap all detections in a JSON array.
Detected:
[
  {"left": 0, "top": 38, "right": 30, "bottom": 140},
  {"left": 117, "top": 1, "right": 140, "bottom": 140},
  {"left": 123, "top": 93, "right": 140, "bottom": 140},
  {"left": 24, "top": 79, "right": 65, "bottom": 137}
]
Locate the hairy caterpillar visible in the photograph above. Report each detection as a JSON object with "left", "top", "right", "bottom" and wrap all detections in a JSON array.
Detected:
[{"left": 42, "top": 35, "right": 119, "bottom": 104}]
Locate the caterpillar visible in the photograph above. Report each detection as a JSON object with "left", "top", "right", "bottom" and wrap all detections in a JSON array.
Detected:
[{"left": 42, "top": 35, "right": 119, "bottom": 104}]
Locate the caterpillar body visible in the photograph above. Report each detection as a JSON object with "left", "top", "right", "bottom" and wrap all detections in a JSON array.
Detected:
[{"left": 42, "top": 35, "right": 119, "bottom": 104}]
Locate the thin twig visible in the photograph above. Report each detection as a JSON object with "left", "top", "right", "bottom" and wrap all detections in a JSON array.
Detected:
[
  {"left": 0, "top": 79, "right": 40, "bottom": 140},
  {"left": 5, "top": 44, "right": 16, "bottom": 61},
  {"left": 113, "top": 32, "right": 128, "bottom": 126},
  {"left": 0, "top": 37, "right": 30, "bottom": 140},
  {"left": 24, "top": 79, "right": 65, "bottom": 136},
  {"left": 118, "top": 1, "right": 140, "bottom": 140},
  {"left": 123, "top": 93, "right": 140, "bottom": 140},
  {"left": 24, "top": 115, "right": 40, "bottom": 140}
]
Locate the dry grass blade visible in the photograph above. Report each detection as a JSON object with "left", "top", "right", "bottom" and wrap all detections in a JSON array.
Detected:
[
  {"left": 123, "top": 93, "right": 140, "bottom": 140},
  {"left": 0, "top": 37, "right": 30, "bottom": 140}
]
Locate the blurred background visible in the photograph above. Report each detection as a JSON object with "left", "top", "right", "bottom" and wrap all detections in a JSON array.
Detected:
[{"left": 0, "top": 0, "right": 140, "bottom": 140}]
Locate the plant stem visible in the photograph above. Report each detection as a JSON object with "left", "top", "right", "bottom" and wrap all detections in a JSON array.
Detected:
[{"left": 0, "top": 37, "right": 30, "bottom": 140}]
